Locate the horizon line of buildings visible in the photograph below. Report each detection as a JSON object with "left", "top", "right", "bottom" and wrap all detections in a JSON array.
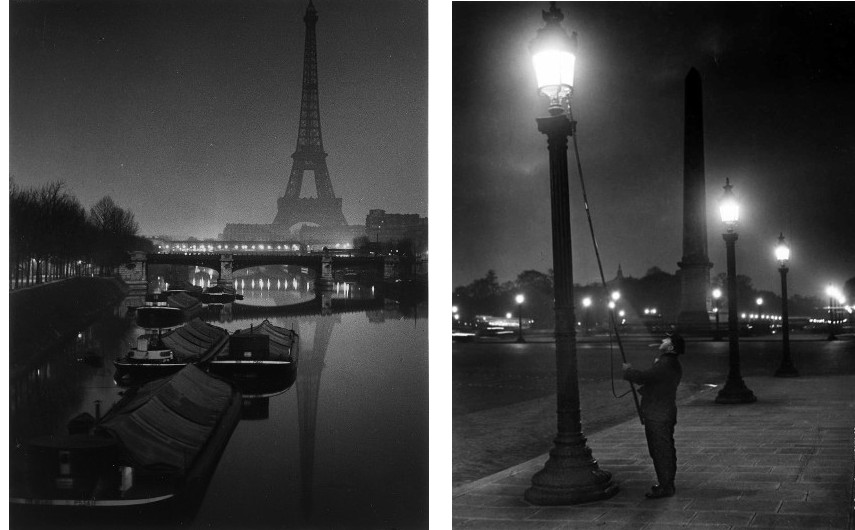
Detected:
[{"left": 148, "top": 209, "right": 427, "bottom": 255}]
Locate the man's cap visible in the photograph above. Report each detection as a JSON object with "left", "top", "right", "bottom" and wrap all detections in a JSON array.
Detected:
[{"left": 665, "top": 332, "right": 685, "bottom": 355}]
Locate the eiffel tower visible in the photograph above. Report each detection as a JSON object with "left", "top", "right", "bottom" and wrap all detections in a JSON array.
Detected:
[{"left": 273, "top": 1, "right": 347, "bottom": 230}]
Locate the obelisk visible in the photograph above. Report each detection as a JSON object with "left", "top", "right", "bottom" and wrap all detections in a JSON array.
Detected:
[{"left": 677, "top": 68, "right": 712, "bottom": 332}]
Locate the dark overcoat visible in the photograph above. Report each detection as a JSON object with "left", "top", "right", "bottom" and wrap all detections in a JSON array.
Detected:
[{"left": 623, "top": 353, "right": 682, "bottom": 423}]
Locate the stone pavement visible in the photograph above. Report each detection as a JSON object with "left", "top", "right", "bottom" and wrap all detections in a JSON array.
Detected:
[{"left": 453, "top": 375, "right": 855, "bottom": 529}]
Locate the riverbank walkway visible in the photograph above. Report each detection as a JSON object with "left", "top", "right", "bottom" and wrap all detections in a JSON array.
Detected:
[{"left": 453, "top": 374, "right": 855, "bottom": 529}]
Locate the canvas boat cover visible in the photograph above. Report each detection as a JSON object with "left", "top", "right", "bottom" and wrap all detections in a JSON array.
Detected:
[
  {"left": 98, "top": 365, "right": 236, "bottom": 473},
  {"left": 167, "top": 292, "right": 202, "bottom": 311},
  {"left": 233, "top": 320, "right": 296, "bottom": 361},
  {"left": 161, "top": 319, "right": 228, "bottom": 361}
]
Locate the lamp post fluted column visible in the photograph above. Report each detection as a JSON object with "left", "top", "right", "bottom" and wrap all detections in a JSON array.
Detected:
[
  {"left": 715, "top": 232, "right": 756, "bottom": 403},
  {"left": 775, "top": 265, "right": 798, "bottom": 377},
  {"left": 524, "top": 113, "right": 617, "bottom": 505}
]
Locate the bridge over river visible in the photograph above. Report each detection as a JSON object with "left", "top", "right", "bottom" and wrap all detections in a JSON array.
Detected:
[{"left": 119, "top": 249, "right": 399, "bottom": 296}]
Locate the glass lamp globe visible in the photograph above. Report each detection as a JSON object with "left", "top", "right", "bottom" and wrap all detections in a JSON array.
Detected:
[
  {"left": 775, "top": 233, "right": 790, "bottom": 265},
  {"left": 530, "top": 3, "right": 577, "bottom": 108},
  {"left": 719, "top": 178, "right": 740, "bottom": 228},
  {"left": 515, "top": 294, "right": 525, "bottom": 305}
]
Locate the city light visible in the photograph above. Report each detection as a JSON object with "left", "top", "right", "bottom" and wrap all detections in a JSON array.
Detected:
[
  {"left": 530, "top": 5, "right": 577, "bottom": 106},
  {"left": 582, "top": 297, "right": 592, "bottom": 308},
  {"left": 719, "top": 178, "right": 739, "bottom": 228},
  {"left": 775, "top": 233, "right": 790, "bottom": 265}
]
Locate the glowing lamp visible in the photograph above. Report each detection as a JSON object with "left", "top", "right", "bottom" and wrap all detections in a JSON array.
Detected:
[
  {"left": 775, "top": 233, "right": 790, "bottom": 265},
  {"left": 719, "top": 178, "right": 739, "bottom": 228},
  {"left": 530, "top": 3, "right": 577, "bottom": 111},
  {"left": 712, "top": 288, "right": 722, "bottom": 300},
  {"left": 516, "top": 294, "right": 525, "bottom": 305}
]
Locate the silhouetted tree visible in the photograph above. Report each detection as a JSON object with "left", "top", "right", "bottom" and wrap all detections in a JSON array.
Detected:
[
  {"left": 9, "top": 181, "right": 147, "bottom": 287},
  {"left": 89, "top": 196, "right": 140, "bottom": 274}
]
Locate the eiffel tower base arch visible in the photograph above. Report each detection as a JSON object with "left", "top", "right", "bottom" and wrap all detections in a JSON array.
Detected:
[{"left": 273, "top": 197, "right": 346, "bottom": 230}]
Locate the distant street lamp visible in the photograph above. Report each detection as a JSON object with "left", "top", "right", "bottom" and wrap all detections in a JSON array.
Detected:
[
  {"left": 524, "top": 2, "right": 617, "bottom": 505},
  {"left": 715, "top": 179, "right": 756, "bottom": 404},
  {"left": 516, "top": 293, "right": 526, "bottom": 343},
  {"left": 826, "top": 284, "right": 841, "bottom": 341},
  {"left": 774, "top": 233, "right": 797, "bottom": 377},
  {"left": 582, "top": 296, "right": 593, "bottom": 336},
  {"left": 712, "top": 288, "right": 723, "bottom": 340}
]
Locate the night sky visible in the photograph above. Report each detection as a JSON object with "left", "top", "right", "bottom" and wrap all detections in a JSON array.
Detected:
[
  {"left": 453, "top": 2, "right": 855, "bottom": 298},
  {"left": 10, "top": 0, "right": 427, "bottom": 239}
]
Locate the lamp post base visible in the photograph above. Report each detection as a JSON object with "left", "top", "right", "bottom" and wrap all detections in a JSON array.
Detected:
[
  {"left": 774, "top": 364, "right": 799, "bottom": 378},
  {"left": 525, "top": 434, "right": 618, "bottom": 505},
  {"left": 516, "top": 336, "right": 526, "bottom": 343},
  {"left": 715, "top": 378, "right": 757, "bottom": 404}
]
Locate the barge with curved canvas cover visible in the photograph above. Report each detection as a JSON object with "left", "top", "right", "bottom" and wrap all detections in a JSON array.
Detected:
[
  {"left": 201, "top": 285, "right": 238, "bottom": 305},
  {"left": 166, "top": 291, "right": 203, "bottom": 319},
  {"left": 113, "top": 319, "right": 229, "bottom": 383},
  {"left": 10, "top": 366, "right": 242, "bottom": 523},
  {"left": 134, "top": 292, "right": 185, "bottom": 330},
  {"left": 207, "top": 319, "right": 298, "bottom": 394}
]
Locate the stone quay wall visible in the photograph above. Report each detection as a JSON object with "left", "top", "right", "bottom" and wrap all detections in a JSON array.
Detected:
[{"left": 10, "top": 277, "right": 128, "bottom": 378}]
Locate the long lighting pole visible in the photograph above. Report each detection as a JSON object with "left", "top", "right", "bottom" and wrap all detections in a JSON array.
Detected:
[
  {"left": 524, "top": 2, "right": 617, "bottom": 505},
  {"left": 714, "top": 179, "right": 756, "bottom": 404},
  {"left": 774, "top": 234, "right": 798, "bottom": 377}
]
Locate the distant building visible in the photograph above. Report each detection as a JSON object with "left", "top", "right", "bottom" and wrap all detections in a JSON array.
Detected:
[
  {"left": 365, "top": 209, "right": 427, "bottom": 254},
  {"left": 219, "top": 210, "right": 427, "bottom": 254},
  {"left": 221, "top": 223, "right": 293, "bottom": 242},
  {"left": 300, "top": 224, "right": 368, "bottom": 251}
]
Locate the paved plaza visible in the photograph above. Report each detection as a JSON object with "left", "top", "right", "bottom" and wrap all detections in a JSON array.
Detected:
[{"left": 453, "top": 374, "right": 855, "bottom": 529}]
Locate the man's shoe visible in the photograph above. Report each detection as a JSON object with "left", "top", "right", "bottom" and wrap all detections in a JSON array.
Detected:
[{"left": 645, "top": 484, "right": 675, "bottom": 499}]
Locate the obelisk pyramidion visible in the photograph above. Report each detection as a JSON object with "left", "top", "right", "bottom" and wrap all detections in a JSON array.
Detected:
[{"left": 677, "top": 67, "right": 713, "bottom": 332}]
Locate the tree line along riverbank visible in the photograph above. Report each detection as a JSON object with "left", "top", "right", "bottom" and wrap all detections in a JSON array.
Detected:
[{"left": 10, "top": 277, "right": 128, "bottom": 379}]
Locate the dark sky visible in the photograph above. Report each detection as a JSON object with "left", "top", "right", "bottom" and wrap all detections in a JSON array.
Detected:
[
  {"left": 10, "top": 0, "right": 427, "bottom": 239},
  {"left": 453, "top": 2, "right": 855, "bottom": 298}
]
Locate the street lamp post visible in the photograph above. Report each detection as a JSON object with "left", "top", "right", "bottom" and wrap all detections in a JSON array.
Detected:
[
  {"left": 826, "top": 284, "right": 842, "bottom": 341},
  {"left": 524, "top": 2, "right": 617, "bottom": 505},
  {"left": 516, "top": 293, "right": 526, "bottom": 343},
  {"left": 715, "top": 179, "right": 756, "bottom": 404},
  {"left": 712, "top": 288, "right": 722, "bottom": 340},
  {"left": 774, "top": 234, "right": 797, "bottom": 377},
  {"left": 582, "top": 296, "right": 592, "bottom": 335}
]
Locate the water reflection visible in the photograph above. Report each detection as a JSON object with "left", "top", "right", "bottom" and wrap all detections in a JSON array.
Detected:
[{"left": 10, "top": 282, "right": 428, "bottom": 528}]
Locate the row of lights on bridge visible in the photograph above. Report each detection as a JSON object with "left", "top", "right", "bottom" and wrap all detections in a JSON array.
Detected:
[{"left": 157, "top": 243, "right": 353, "bottom": 253}]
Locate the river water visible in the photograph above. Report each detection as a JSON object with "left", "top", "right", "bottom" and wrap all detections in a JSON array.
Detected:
[{"left": 10, "top": 280, "right": 429, "bottom": 529}]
